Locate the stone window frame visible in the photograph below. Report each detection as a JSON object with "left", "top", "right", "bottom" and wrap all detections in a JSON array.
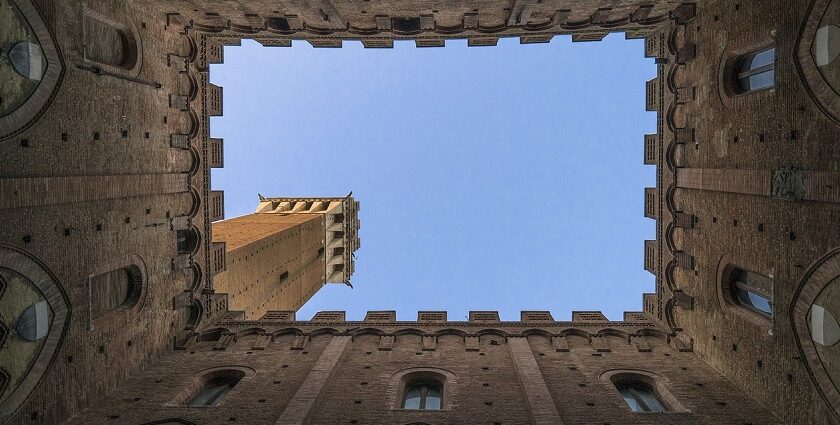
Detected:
[
  {"left": 0, "top": 0, "right": 64, "bottom": 140},
  {"left": 599, "top": 369, "right": 688, "bottom": 414},
  {"left": 718, "top": 38, "right": 777, "bottom": 108},
  {"left": 165, "top": 365, "right": 255, "bottom": 408},
  {"left": 84, "top": 253, "right": 148, "bottom": 331},
  {"left": 388, "top": 367, "right": 457, "bottom": 412},
  {"left": 715, "top": 253, "right": 776, "bottom": 330}
]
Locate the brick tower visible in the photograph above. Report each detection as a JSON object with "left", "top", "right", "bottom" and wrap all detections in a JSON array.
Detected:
[{"left": 211, "top": 196, "right": 360, "bottom": 319}]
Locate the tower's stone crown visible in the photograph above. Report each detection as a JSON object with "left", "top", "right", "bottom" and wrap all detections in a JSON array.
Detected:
[{"left": 256, "top": 196, "right": 360, "bottom": 284}]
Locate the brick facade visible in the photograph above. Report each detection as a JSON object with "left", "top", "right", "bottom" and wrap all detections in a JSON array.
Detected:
[{"left": 0, "top": 0, "right": 838, "bottom": 424}]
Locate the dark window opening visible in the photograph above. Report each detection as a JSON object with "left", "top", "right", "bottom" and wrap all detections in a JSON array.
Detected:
[
  {"left": 402, "top": 379, "right": 442, "bottom": 410},
  {"left": 729, "top": 268, "right": 773, "bottom": 317},
  {"left": 616, "top": 381, "right": 666, "bottom": 412}
]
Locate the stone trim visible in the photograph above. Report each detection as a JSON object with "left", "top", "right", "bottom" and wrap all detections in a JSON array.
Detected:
[
  {"left": 276, "top": 335, "right": 351, "bottom": 425},
  {"left": 0, "top": 174, "right": 190, "bottom": 210},
  {"left": 508, "top": 337, "right": 563, "bottom": 424}
]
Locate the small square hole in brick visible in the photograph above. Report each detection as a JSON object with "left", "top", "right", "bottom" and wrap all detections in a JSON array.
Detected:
[
  {"left": 757, "top": 360, "right": 763, "bottom": 368},
  {"left": 121, "top": 130, "right": 128, "bottom": 138},
  {"left": 732, "top": 343, "right": 738, "bottom": 352},
  {"left": 360, "top": 382, "right": 368, "bottom": 386},
  {"left": 125, "top": 217, "right": 131, "bottom": 224},
  {"left": 146, "top": 208, "right": 151, "bottom": 214},
  {"left": 64, "top": 228, "right": 70, "bottom": 236},
  {"left": 94, "top": 132, "right": 100, "bottom": 141},
  {"left": 789, "top": 232, "right": 797, "bottom": 241},
  {"left": 282, "top": 364, "right": 288, "bottom": 368},
  {"left": 712, "top": 217, "right": 718, "bottom": 223},
  {"left": 144, "top": 132, "right": 150, "bottom": 139},
  {"left": 586, "top": 402, "right": 595, "bottom": 406},
  {"left": 258, "top": 399, "right": 266, "bottom": 403},
  {"left": 67, "top": 355, "right": 73, "bottom": 363},
  {"left": 354, "top": 400, "right": 362, "bottom": 404},
  {"left": 61, "top": 133, "right": 68, "bottom": 141},
  {"left": 757, "top": 223, "right": 764, "bottom": 232},
  {"left": 99, "top": 345, "right": 106, "bottom": 353},
  {"left": 23, "top": 235, "right": 32, "bottom": 243},
  {"left": 20, "top": 138, "right": 29, "bottom": 147},
  {"left": 485, "top": 401, "right": 493, "bottom": 406}
]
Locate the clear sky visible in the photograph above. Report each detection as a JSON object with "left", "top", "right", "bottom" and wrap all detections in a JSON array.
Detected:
[{"left": 210, "top": 34, "right": 656, "bottom": 322}]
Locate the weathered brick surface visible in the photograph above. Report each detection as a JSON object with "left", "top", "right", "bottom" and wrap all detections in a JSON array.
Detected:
[{"left": 2, "top": 0, "right": 839, "bottom": 424}]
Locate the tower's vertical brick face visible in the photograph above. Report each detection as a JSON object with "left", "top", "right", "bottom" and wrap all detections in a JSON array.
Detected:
[{"left": 212, "top": 213, "right": 325, "bottom": 318}]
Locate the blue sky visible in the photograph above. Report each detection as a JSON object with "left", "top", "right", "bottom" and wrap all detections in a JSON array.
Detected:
[{"left": 210, "top": 35, "right": 656, "bottom": 321}]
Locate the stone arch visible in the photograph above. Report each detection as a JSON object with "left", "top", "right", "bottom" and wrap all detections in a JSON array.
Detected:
[
  {"left": 348, "top": 327, "right": 387, "bottom": 337},
  {"left": 84, "top": 254, "right": 147, "bottom": 325},
  {"left": 177, "top": 226, "right": 201, "bottom": 255},
  {"left": 309, "top": 327, "right": 341, "bottom": 337},
  {"left": 0, "top": 0, "right": 64, "bottom": 140},
  {"left": 434, "top": 328, "right": 469, "bottom": 338},
  {"left": 521, "top": 328, "right": 553, "bottom": 339},
  {"left": 236, "top": 327, "right": 267, "bottom": 338},
  {"left": 393, "top": 327, "right": 425, "bottom": 337},
  {"left": 273, "top": 327, "right": 304, "bottom": 338},
  {"left": 474, "top": 328, "right": 510, "bottom": 338},
  {"left": 791, "top": 246, "right": 840, "bottom": 421},
  {"left": 0, "top": 246, "right": 70, "bottom": 422},
  {"left": 80, "top": 9, "right": 143, "bottom": 77}
]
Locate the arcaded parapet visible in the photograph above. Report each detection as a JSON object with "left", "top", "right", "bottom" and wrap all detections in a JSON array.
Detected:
[{"left": 66, "top": 314, "right": 780, "bottom": 425}]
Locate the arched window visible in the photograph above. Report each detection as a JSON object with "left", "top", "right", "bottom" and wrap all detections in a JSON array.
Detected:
[
  {"left": 89, "top": 265, "right": 143, "bottom": 318},
  {"left": 728, "top": 268, "right": 773, "bottom": 318},
  {"left": 736, "top": 47, "right": 775, "bottom": 93},
  {"left": 183, "top": 369, "right": 245, "bottom": 407},
  {"left": 616, "top": 381, "right": 666, "bottom": 412},
  {"left": 402, "top": 378, "right": 442, "bottom": 410},
  {"left": 604, "top": 372, "right": 682, "bottom": 413}
]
